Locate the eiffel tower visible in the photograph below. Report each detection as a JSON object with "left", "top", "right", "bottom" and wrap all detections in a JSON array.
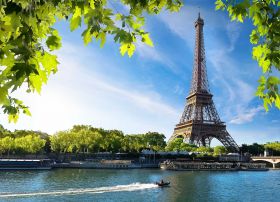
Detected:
[{"left": 169, "top": 13, "right": 239, "bottom": 152}]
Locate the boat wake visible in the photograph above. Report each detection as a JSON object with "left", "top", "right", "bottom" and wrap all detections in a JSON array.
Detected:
[{"left": 0, "top": 183, "right": 158, "bottom": 198}]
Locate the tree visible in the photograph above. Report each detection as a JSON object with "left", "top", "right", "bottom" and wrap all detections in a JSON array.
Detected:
[
  {"left": 216, "top": 0, "right": 280, "bottom": 111},
  {"left": 0, "top": 138, "right": 4, "bottom": 155},
  {"left": 213, "top": 145, "right": 228, "bottom": 156},
  {"left": 264, "top": 141, "right": 280, "bottom": 155},
  {"left": 143, "top": 132, "right": 166, "bottom": 151},
  {"left": 1, "top": 136, "right": 14, "bottom": 156},
  {"left": 123, "top": 134, "right": 145, "bottom": 153},
  {"left": 0, "top": 0, "right": 182, "bottom": 122},
  {"left": 87, "top": 131, "right": 103, "bottom": 152},
  {"left": 180, "top": 142, "right": 197, "bottom": 152},
  {"left": 165, "top": 138, "right": 183, "bottom": 152},
  {"left": 50, "top": 130, "right": 75, "bottom": 153},
  {"left": 240, "top": 143, "right": 264, "bottom": 155},
  {"left": 0, "top": 124, "right": 11, "bottom": 138},
  {"left": 14, "top": 134, "right": 46, "bottom": 154},
  {"left": 165, "top": 138, "right": 198, "bottom": 152},
  {"left": 196, "top": 146, "right": 213, "bottom": 154},
  {"left": 265, "top": 142, "right": 280, "bottom": 151}
]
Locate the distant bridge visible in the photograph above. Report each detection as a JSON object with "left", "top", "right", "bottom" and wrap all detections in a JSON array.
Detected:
[{"left": 251, "top": 156, "right": 280, "bottom": 168}]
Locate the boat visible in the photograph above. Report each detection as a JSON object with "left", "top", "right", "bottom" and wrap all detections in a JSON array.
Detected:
[
  {"left": 156, "top": 181, "right": 170, "bottom": 187},
  {"left": 0, "top": 159, "right": 54, "bottom": 170}
]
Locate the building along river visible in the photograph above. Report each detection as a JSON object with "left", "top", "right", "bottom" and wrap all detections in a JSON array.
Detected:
[{"left": 0, "top": 169, "right": 279, "bottom": 202}]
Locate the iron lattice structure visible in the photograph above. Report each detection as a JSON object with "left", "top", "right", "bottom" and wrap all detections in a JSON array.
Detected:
[{"left": 169, "top": 14, "right": 239, "bottom": 152}]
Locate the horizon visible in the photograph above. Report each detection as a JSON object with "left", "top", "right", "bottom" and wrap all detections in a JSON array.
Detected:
[{"left": 0, "top": 0, "right": 279, "bottom": 146}]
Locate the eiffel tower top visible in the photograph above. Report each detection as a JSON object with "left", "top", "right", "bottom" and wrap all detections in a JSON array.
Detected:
[{"left": 189, "top": 13, "right": 210, "bottom": 95}]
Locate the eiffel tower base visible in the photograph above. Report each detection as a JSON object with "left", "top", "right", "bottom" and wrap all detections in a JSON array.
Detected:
[{"left": 170, "top": 122, "right": 239, "bottom": 152}]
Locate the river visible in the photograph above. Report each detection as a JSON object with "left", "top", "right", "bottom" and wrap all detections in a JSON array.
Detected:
[{"left": 0, "top": 169, "right": 279, "bottom": 202}]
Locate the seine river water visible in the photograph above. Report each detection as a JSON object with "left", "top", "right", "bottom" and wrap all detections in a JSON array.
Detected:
[{"left": 0, "top": 169, "right": 279, "bottom": 202}]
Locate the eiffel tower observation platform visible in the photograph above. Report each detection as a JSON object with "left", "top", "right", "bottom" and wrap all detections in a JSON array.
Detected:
[{"left": 169, "top": 13, "right": 239, "bottom": 152}]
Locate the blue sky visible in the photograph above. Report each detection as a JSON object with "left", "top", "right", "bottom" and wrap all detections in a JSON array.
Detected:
[{"left": 0, "top": 0, "right": 279, "bottom": 145}]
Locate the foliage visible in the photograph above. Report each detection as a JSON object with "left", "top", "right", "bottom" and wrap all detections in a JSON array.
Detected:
[
  {"left": 0, "top": 124, "right": 11, "bottom": 138},
  {"left": 50, "top": 125, "right": 166, "bottom": 154},
  {"left": 0, "top": 124, "right": 277, "bottom": 156},
  {"left": 264, "top": 141, "right": 280, "bottom": 155},
  {"left": 215, "top": 0, "right": 280, "bottom": 111},
  {"left": 14, "top": 134, "right": 46, "bottom": 154},
  {"left": 213, "top": 145, "right": 228, "bottom": 156},
  {"left": 240, "top": 143, "right": 265, "bottom": 155},
  {"left": 265, "top": 141, "right": 280, "bottom": 151},
  {"left": 0, "top": 134, "right": 45, "bottom": 155},
  {"left": 0, "top": 0, "right": 183, "bottom": 122},
  {"left": 195, "top": 146, "right": 213, "bottom": 154},
  {"left": 165, "top": 138, "right": 197, "bottom": 152},
  {"left": 0, "top": 136, "right": 14, "bottom": 155}
]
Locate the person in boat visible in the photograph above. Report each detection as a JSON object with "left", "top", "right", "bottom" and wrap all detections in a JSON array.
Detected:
[{"left": 156, "top": 179, "right": 170, "bottom": 186}]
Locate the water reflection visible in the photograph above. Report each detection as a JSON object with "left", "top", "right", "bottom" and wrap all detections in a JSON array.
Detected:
[{"left": 0, "top": 169, "right": 279, "bottom": 202}]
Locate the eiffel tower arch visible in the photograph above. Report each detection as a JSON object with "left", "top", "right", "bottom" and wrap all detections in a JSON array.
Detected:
[{"left": 169, "top": 13, "right": 239, "bottom": 152}]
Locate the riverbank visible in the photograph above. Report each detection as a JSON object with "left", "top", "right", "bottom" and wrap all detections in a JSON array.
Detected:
[
  {"left": 160, "top": 161, "right": 268, "bottom": 171},
  {"left": 53, "top": 161, "right": 159, "bottom": 169},
  {"left": 0, "top": 158, "right": 272, "bottom": 171}
]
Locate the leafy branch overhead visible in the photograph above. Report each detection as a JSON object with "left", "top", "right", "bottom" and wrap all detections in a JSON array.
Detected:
[
  {"left": 0, "top": 0, "right": 183, "bottom": 122},
  {"left": 0, "top": 0, "right": 279, "bottom": 123},
  {"left": 215, "top": 0, "right": 280, "bottom": 111}
]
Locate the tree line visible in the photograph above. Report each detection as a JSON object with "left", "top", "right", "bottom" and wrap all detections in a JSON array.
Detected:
[{"left": 0, "top": 124, "right": 279, "bottom": 156}]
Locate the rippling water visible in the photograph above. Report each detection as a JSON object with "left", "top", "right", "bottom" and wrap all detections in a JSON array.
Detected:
[{"left": 0, "top": 169, "right": 279, "bottom": 202}]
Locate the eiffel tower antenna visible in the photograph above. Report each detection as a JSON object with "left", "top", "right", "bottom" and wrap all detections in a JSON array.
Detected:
[{"left": 169, "top": 14, "right": 239, "bottom": 152}]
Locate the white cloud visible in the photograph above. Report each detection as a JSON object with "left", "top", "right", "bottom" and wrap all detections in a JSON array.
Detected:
[
  {"left": 229, "top": 106, "right": 264, "bottom": 124},
  {"left": 0, "top": 41, "right": 179, "bottom": 138},
  {"left": 135, "top": 41, "right": 177, "bottom": 73},
  {"left": 173, "top": 84, "right": 184, "bottom": 95},
  {"left": 226, "top": 22, "right": 241, "bottom": 52},
  {"left": 157, "top": 6, "right": 228, "bottom": 48}
]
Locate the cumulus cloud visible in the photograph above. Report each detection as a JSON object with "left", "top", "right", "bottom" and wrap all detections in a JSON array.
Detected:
[
  {"left": 226, "top": 22, "right": 241, "bottom": 52},
  {"left": 135, "top": 41, "right": 177, "bottom": 73},
  {"left": 229, "top": 106, "right": 264, "bottom": 124}
]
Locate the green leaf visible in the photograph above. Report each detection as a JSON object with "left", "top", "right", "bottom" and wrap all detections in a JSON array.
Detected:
[
  {"left": 267, "top": 76, "right": 280, "bottom": 86},
  {"left": 29, "top": 74, "right": 43, "bottom": 93},
  {"left": 23, "top": 108, "right": 32, "bottom": 117},
  {"left": 215, "top": 0, "right": 225, "bottom": 10},
  {"left": 46, "top": 30, "right": 62, "bottom": 51},
  {"left": 252, "top": 45, "right": 264, "bottom": 60},
  {"left": 142, "top": 33, "right": 154, "bottom": 47},
  {"left": 275, "top": 95, "right": 280, "bottom": 109},
  {"left": 250, "top": 30, "right": 259, "bottom": 44},
  {"left": 82, "top": 29, "right": 93, "bottom": 45},
  {"left": 115, "top": 13, "right": 122, "bottom": 21},
  {"left": 258, "top": 76, "right": 266, "bottom": 85},
  {"left": 120, "top": 43, "right": 128, "bottom": 56},
  {"left": 237, "top": 14, "right": 244, "bottom": 22},
  {"left": 89, "top": 0, "right": 96, "bottom": 9},
  {"left": 99, "top": 32, "right": 106, "bottom": 48},
  {"left": 41, "top": 52, "right": 59, "bottom": 75},
  {"left": 127, "top": 43, "right": 136, "bottom": 57},
  {"left": 70, "top": 6, "right": 82, "bottom": 31},
  {"left": 0, "top": 87, "right": 8, "bottom": 104},
  {"left": 260, "top": 59, "right": 271, "bottom": 73},
  {"left": 8, "top": 114, "right": 19, "bottom": 123}
]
